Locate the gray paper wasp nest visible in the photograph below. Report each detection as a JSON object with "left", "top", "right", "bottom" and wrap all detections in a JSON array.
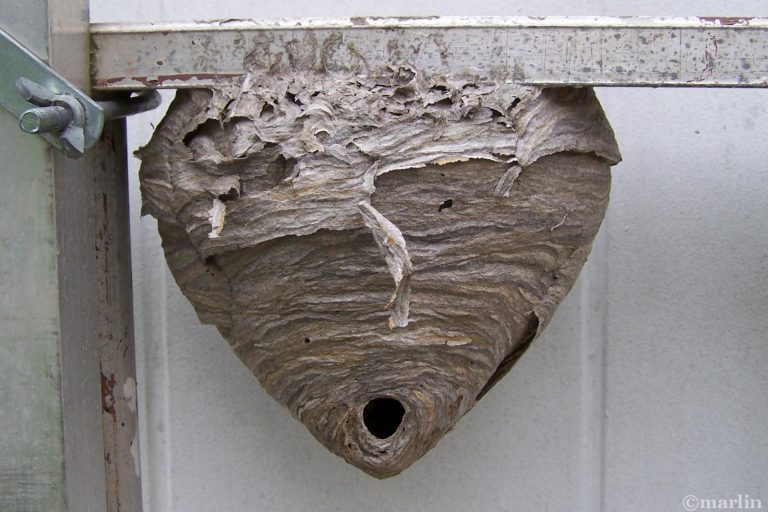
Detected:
[{"left": 139, "top": 67, "right": 620, "bottom": 478}]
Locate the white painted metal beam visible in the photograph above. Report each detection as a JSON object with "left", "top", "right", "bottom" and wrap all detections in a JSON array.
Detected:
[{"left": 91, "top": 16, "right": 768, "bottom": 90}]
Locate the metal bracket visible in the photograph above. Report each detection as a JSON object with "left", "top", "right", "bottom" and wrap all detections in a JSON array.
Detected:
[{"left": 0, "top": 27, "right": 160, "bottom": 158}]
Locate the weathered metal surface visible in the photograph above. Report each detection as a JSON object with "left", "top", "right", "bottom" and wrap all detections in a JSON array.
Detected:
[
  {"left": 137, "top": 66, "right": 620, "bottom": 477},
  {"left": 0, "top": 0, "right": 142, "bottom": 510},
  {"left": 91, "top": 16, "right": 768, "bottom": 90},
  {"left": 94, "top": 120, "right": 143, "bottom": 512},
  {"left": 0, "top": 103, "right": 67, "bottom": 512},
  {"left": 0, "top": 0, "right": 95, "bottom": 510}
]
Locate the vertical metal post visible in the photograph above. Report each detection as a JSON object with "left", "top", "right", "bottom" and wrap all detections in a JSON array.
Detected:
[
  {"left": 94, "top": 121, "right": 143, "bottom": 512},
  {"left": 0, "top": 1, "right": 141, "bottom": 510}
]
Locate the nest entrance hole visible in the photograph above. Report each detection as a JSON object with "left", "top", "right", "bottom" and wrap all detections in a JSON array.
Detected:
[{"left": 363, "top": 398, "right": 405, "bottom": 439}]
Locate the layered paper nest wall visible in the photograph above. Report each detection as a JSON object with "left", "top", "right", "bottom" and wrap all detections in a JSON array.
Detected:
[{"left": 138, "top": 67, "right": 620, "bottom": 478}]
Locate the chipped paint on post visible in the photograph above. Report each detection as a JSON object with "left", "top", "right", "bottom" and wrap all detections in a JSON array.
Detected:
[
  {"left": 94, "top": 122, "right": 143, "bottom": 512},
  {"left": 123, "top": 377, "right": 137, "bottom": 413}
]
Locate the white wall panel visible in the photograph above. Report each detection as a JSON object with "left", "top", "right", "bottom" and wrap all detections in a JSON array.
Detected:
[
  {"left": 90, "top": 1, "right": 768, "bottom": 510},
  {"left": 600, "top": 87, "right": 768, "bottom": 511}
]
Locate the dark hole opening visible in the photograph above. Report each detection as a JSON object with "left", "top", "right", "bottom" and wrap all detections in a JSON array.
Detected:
[
  {"left": 430, "top": 97, "right": 453, "bottom": 109},
  {"left": 222, "top": 98, "right": 235, "bottom": 115},
  {"left": 217, "top": 187, "right": 239, "bottom": 202},
  {"left": 260, "top": 103, "right": 275, "bottom": 121},
  {"left": 182, "top": 118, "right": 218, "bottom": 146},
  {"left": 285, "top": 91, "right": 301, "bottom": 105},
  {"left": 363, "top": 398, "right": 405, "bottom": 439},
  {"left": 203, "top": 255, "right": 221, "bottom": 270},
  {"left": 438, "top": 199, "right": 454, "bottom": 212},
  {"left": 304, "top": 337, "right": 311, "bottom": 344}
]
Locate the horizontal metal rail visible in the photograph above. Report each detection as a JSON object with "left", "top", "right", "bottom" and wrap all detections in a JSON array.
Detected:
[{"left": 91, "top": 16, "right": 768, "bottom": 90}]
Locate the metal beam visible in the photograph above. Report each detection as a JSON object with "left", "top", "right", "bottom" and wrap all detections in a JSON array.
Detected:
[{"left": 91, "top": 16, "right": 768, "bottom": 90}]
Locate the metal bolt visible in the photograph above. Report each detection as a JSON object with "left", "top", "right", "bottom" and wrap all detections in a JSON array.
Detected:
[{"left": 19, "top": 105, "right": 73, "bottom": 134}]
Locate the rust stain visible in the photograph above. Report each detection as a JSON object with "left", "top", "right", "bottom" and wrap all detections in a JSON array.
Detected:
[
  {"left": 100, "top": 192, "right": 112, "bottom": 309},
  {"left": 95, "top": 77, "right": 131, "bottom": 86},
  {"left": 699, "top": 16, "right": 754, "bottom": 26},
  {"left": 95, "top": 72, "right": 243, "bottom": 88}
]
